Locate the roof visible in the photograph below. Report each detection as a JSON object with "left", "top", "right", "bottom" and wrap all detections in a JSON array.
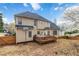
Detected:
[
  {"left": 50, "top": 23, "right": 60, "bottom": 30},
  {"left": 15, "top": 11, "right": 60, "bottom": 30},
  {"left": 15, "top": 11, "right": 51, "bottom": 22}
]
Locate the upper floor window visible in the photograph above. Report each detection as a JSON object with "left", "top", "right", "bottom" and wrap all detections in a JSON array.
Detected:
[
  {"left": 18, "top": 18, "right": 22, "bottom": 25},
  {"left": 34, "top": 20, "right": 37, "bottom": 26}
]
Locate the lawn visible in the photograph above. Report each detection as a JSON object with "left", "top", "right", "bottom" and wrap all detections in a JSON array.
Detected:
[{"left": 0, "top": 39, "right": 79, "bottom": 56}]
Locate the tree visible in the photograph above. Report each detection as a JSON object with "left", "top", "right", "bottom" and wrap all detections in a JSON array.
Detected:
[
  {"left": 63, "top": 6, "right": 79, "bottom": 29},
  {"left": 8, "top": 21, "right": 15, "bottom": 33},
  {"left": 0, "top": 13, "right": 3, "bottom": 32}
]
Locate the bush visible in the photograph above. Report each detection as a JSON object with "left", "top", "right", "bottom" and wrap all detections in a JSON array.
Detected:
[
  {"left": 64, "top": 32, "right": 72, "bottom": 35},
  {"left": 64, "top": 30, "right": 79, "bottom": 35},
  {"left": 72, "top": 30, "right": 79, "bottom": 33},
  {"left": 0, "top": 29, "right": 4, "bottom": 33},
  {"left": 0, "top": 27, "right": 3, "bottom": 32},
  {"left": 12, "top": 33, "right": 16, "bottom": 36}
]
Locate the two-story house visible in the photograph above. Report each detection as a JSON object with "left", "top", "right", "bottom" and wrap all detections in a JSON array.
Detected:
[{"left": 15, "top": 11, "right": 59, "bottom": 43}]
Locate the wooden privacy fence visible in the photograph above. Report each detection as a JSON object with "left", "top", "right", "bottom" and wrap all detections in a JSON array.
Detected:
[{"left": 0, "top": 36, "right": 16, "bottom": 45}]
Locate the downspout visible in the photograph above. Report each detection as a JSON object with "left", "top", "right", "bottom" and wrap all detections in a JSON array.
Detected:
[{"left": 25, "top": 30, "right": 27, "bottom": 41}]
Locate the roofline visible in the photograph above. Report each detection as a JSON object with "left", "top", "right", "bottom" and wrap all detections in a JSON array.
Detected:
[
  {"left": 15, "top": 15, "right": 52, "bottom": 23},
  {"left": 14, "top": 11, "right": 52, "bottom": 23},
  {"left": 15, "top": 15, "right": 38, "bottom": 21}
]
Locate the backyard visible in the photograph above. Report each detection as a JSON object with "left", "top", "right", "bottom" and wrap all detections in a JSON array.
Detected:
[{"left": 0, "top": 37, "right": 79, "bottom": 56}]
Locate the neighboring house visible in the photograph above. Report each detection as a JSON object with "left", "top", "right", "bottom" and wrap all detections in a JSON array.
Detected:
[
  {"left": 15, "top": 11, "right": 60, "bottom": 43},
  {"left": 3, "top": 23, "right": 9, "bottom": 32},
  {"left": 3, "top": 23, "right": 16, "bottom": 33},
  {"left": 8, "top": 22, "right": 16, "bottom": 33}
]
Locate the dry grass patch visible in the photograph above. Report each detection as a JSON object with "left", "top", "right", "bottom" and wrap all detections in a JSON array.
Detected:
[{"left": 0, "top": 39, "right": 78, "bottom": 56}]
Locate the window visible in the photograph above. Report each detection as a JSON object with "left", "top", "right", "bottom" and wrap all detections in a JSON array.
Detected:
[
  {"left": 53, "top": 31, "right": 57, "bottom": 35},
  {"left": 47, "top": 31, "right": 50, "bottom": 35},
  {"left": 28, "top": 31, "right": 32, "bottom": 37},
  {"left": 34, "top": 20, "right": 37, "bottom": 26},
  {"left": 37, "top": 31, "right": 40, "bottom": 34},
  {"left": 44, "top": 32, "right": 46, "bottom": 35},
  {"left": 18, "top": 18, "right": 22, "bottom": 24}
]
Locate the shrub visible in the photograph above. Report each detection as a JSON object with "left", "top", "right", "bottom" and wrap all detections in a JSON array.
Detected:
[
  {"left": 12, "top": 33, "right": 16, "bottom": 36},
  {"left": 0, "top": 30, "right": 4, "bottom": 33},
  {"left": 64, "top": 30, "right": 79, "bottom": 35}
]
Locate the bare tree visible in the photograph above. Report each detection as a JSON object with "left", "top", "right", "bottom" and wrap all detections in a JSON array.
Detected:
[
  {"left": 63, "top": 6, "right": 79, "bottom": 29},
  {"left": 8, "top": 21, "right": 15, "bottom": 33}
]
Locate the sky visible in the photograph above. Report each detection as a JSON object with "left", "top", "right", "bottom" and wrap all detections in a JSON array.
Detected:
[{"left": 0, "top": 3, "right": 79, "bottom": 24}]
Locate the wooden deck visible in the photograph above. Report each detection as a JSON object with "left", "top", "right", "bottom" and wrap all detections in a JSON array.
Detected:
[
  {"left": 0, "top": 36, "right": 16, "bottom": 45},
  {"left": 34, "top": 36, "right": 57, "bottom": 44}
]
